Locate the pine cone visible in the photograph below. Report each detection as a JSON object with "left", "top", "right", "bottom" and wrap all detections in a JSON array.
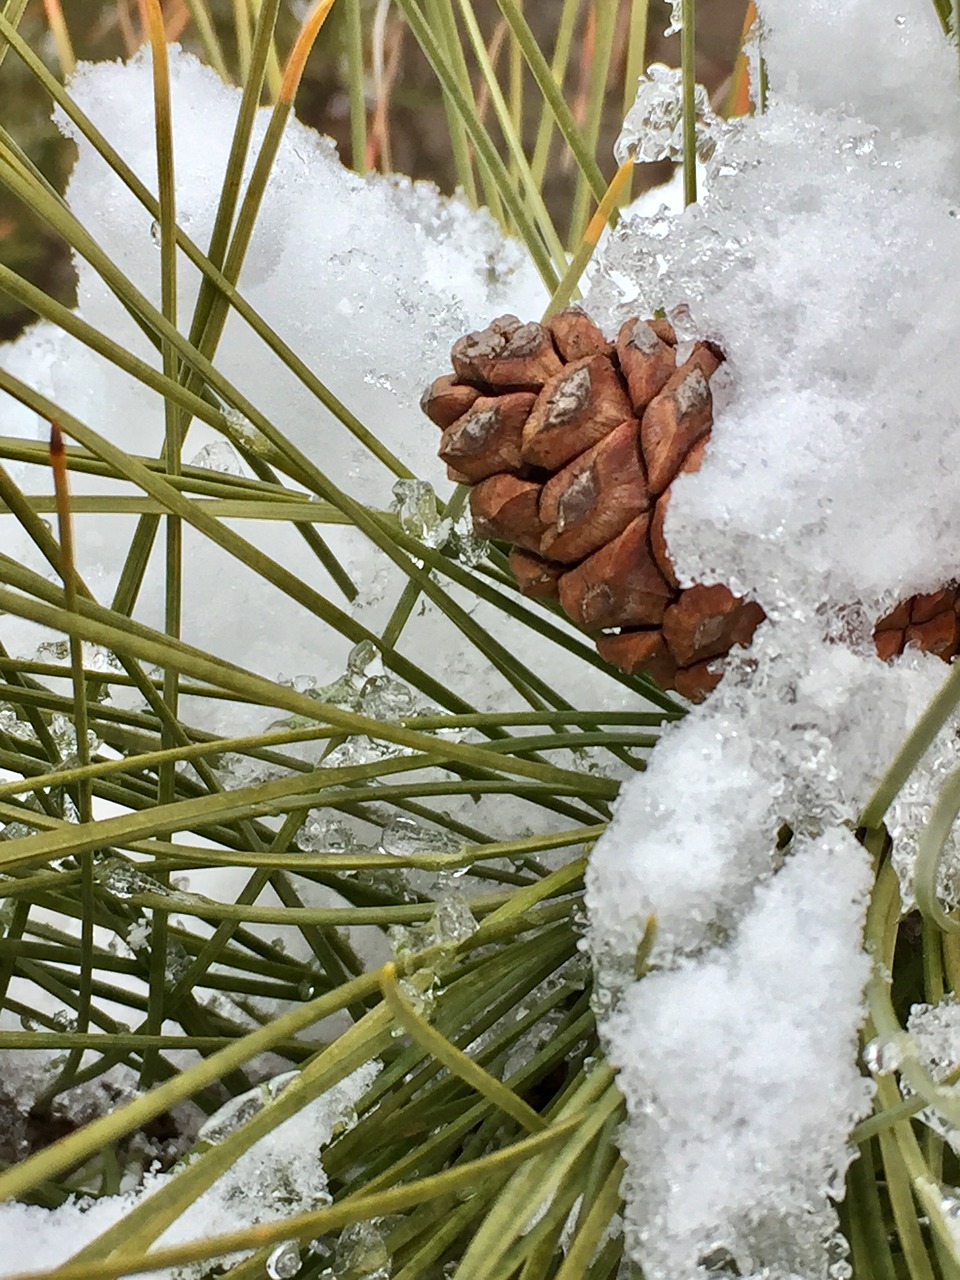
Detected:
[
  {"left": 420, "top": 308, "right": 760, "bottom": 701},
  {"left": 874, "top": 587, "right": 960, "bottom": 662},
  {"left": 422, "top": 309, "right": 960, "bottom": 700}
]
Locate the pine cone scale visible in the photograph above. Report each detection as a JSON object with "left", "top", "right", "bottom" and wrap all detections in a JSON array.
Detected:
[
  {"left": 596, "top": 629, "right": 677, "bottom": 688},
  {"left": 558, "top": 515, "right": 674, "bottom": 630},
  {"left": 615, "top": 318, "right": 677, "bottom": 409},
  {"left": 662, "top": 584, "right": 766, "bottom": 668},
  {"left": 469, "top": 474, "right": 545, "bottom": 551},
  {"left": 906, "top": 611, "right": 959, "bottom": 659},
  {"left": 421, "top": 375, "right": 480, "bottom": 428},
  {"left": 911, "top": 588, "right": 956, "bottom": 625},
  {"left": 539, "top": 418, "right": 650, "bottom": 564},
  {"left": 641, "top": 364, "right": 714, "bottom": 495},
  {"left": 508, "top": 548, "right": 562, "bottom": 599},
  {"left": 451, "top": 315, "right": 563, "bottom": 389},
  {"left": 547, "top": 309, "right": 613, "bottom": 361},
  {"left": 521, "top": 355, "right": 633, "bottom": 470},
  {"left": 438, "top": 391, "right": 536, "bottom": 481}
]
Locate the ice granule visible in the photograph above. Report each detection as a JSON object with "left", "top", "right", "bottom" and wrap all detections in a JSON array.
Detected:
[
  {"left": 615, "top": 63, "right": 722, "bottom": 167},
  {"left": 905, "top": 998, "right": 960, "bottom": 1153}
]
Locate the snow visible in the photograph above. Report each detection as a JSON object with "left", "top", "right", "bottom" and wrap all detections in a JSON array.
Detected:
[
  {"left": 0, "top": 1061, "right": 377, "bottom": 1277},
  {"left": 905, "top": 997, "right": 960, "bottom": 1153},
  {"left": 583, "top": 0, "right": 960, "bottom": 1275},
  {"left": 3, "top": 44, "right": 630, "bottom": 738},
  {"left": 0, "top": 40, "right": 643, "bottom": 856},
  {"left": 2, "top": 0, "right": 960, "bottom": 1275},
  {"left": 607, "top": 832, "right": 873, "bottom": 1280}
]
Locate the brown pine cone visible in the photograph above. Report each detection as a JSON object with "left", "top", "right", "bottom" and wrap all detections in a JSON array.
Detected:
[
  {"left": 874, "top": 587, "right": 960, "bottom": 662},
  {"left": 421, "top": 309, "right": 960, "bottom": 700},
  {"left": 420, "top": 308, "right": 762, "bottom": 702}
]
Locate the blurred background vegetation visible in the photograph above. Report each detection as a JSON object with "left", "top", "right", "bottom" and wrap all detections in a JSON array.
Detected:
[{"left": 1, "top": 0, "right": 748, "bottom": 342}]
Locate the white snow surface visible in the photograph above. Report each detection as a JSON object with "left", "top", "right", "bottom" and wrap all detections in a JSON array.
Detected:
[
  {"left": 2, "top": 46, "right": 633, "bottom": 742},
  {"left": 584, "top": 0, "right": 960, "bottom": 1276},
  {"left": 0, "top": 1062, "right": 377, "bottom": 1277},
  {"left": 0, "top": 44, "right": 643, "bottom": 854},
  {"left": 905, "top": 996, "right": 960, "bottom": 1155},
  {"left": 608, "top": 831, "right": 874, "bottom": 1280}
]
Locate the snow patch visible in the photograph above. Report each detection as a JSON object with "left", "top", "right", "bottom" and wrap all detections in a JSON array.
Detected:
[{"left": 585, "top": 0, "right": 960, "bottom": 1274}]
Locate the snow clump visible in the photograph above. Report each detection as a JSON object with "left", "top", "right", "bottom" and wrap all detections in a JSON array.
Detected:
[{"left": 585, "top": 0, "right": 960, "bottom": 1275}]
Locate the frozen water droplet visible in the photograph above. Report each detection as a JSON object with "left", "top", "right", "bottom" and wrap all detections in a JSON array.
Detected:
[
  {"left": 323, "top": 736, "right": 399, "bottom": 768},
  {"left": 189, "top": 440, "right": 244, "bottom": 474},
  {"left": 219, "top": 406, "right": 272, "bottom": 458},
  {"left": 197, "top": 1085, "right": 266, "bottom": 1144},
  {"left": 432, "top": 890, "right": 477, "bottom": 943},
  {"left": 96, "top": 857, "right": 168, "bottom": 900},
  {"left": 862, "top": 1036, "right": 903, "bottom": 1075},
  {"left": 615, "top": 63, "right": 719, "bottom": 166},
  {"left": 359, "top": 674, "right": 416, "bottom": 721},
  {"left": 347, "top": 639, "right": 381, "bottom": 681},
  {"left": 291, "top": 671, "right": 358, "bottom": 713},
  {"left": 36, "top": 639, "right": 69, "bottom": 663},
  {"left": 330, "top": 1219, "right": 395, "bottom": 1278},
  {"left": 214, "top": 751, "right": 284, "bottom": 788},
  {"left": 664, "top": 0, "right": 683, "bottom": 37},
  {"left": 894, "top": 14, "right": 907, "bottom": 26},
  {"left": 266, "top": 1241, "right": 302, "bottom": 1279},
  {"left": 298, "top": 815, "right": 356, "bottom": 854},
  {"left": 451, "top": 515, "right": 488, "bottom": 567},
  {"left": 391, "top": 479, "right": 451, "bottom": 549},
  {"left": 281, "top": 672, "right": 319, "bottom": 696},
  {"left": 396, "top": 968, "right": 438, "bottom": 1022},
  {"left": 379, "top": 814, "right": 424, "bottom": 855},
  {"left": 667, "top": 302, "right": 700, "bottom": 342},
  {"left": 164, "top": 938, "right": 192, "bottom": 985},
  {"left": 150, "top": 219, "right": 160, "bottom": 245},
  {"left": 49, "top": 713, "right": 101, "bottom": 768},
  {"left": 298, "top": 979, "right": 317, "bottom": 1000},
  {"left": 0, "top": 707, "right": 37, "bottom": 740},
  {"left": 379, "top": 815, "right": 459, "bottom": 857}
]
